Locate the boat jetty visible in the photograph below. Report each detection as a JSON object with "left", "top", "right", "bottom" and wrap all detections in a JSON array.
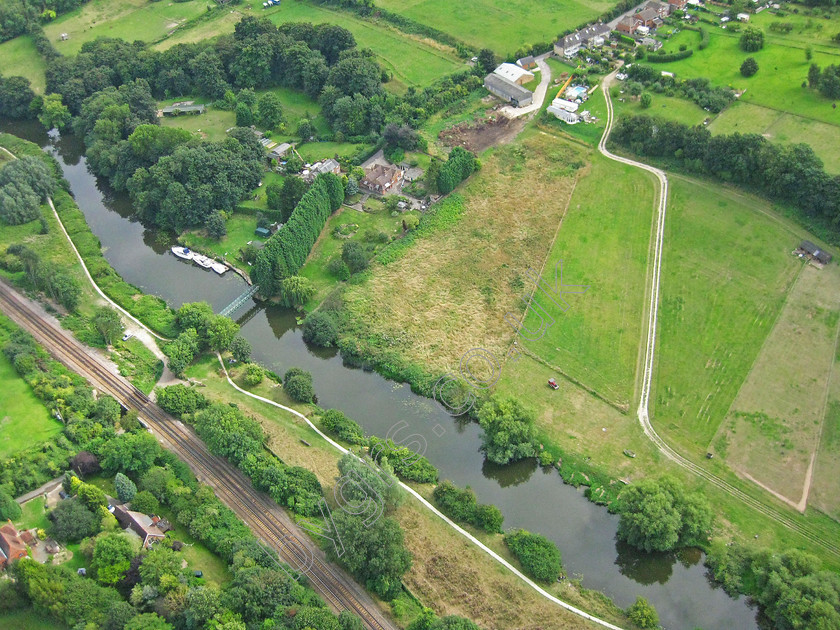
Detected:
[{"left": 171, "top": 246, "right": 228, "bottom": 275}]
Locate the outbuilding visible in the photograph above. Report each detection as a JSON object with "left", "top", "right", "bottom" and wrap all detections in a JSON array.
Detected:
[
  {"left": 493, "top": 62, "right": 535, "bottom": 85},
  {"left": 799, "top": 240, "right": 832, "bottom": 264},
  {"left": 483, "top": 73, "right": 534, "bottom": 107}
]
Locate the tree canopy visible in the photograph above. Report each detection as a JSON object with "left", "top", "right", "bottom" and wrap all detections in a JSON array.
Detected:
[{"left": 477, "top": 395, "right": 537, "bottom": 465}]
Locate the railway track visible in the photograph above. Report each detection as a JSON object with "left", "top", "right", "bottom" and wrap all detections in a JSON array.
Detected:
[{"left": 0, "top": 281, "right": 396, "bottom": 630}]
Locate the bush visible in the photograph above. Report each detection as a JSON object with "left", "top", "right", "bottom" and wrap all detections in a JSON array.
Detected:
[
  {"left": 432, "top": 480, "right": 503, "bottom": 533},
  {"left": 243, "top": 363, "right": 264, "bottom": 386},
  {"left": 504, "top": 529, "right": 562, "bottom": 582},
  {"left": 327, "top": 257, "right": 351, "bottom": 280},
  {"left": 130, "top": 490, "right": 159, "bottom": 514},
  {"left": 740, "top": 56, "right": 759, "bottom": 77},
  {"left": 302, "top": 311, "right": 338, "bottom": 347},
  {"left": 627, "top": 597, "right": 659, "bottom": 628},
  {"left": 647, "top": 49, "right": 693, "bottom": 62},
  {"left": 229, "top": 335, "right": 252, "bottom": 363},
  {"left": 320, "top": 409, "right": 366, "bottom": 444},
  {"left": 369, "top": 436, "right": 439, "bottom": 484},
  {"left": 284, "top": 368, "right": 315, "bottom": 403},
  {"left": 341, "top": 241, "right": 369, "bottom": 274}
]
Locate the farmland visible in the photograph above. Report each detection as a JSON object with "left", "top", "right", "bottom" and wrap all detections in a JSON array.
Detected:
[
  {"left": 652, "top": 177, "right": 803, "bottom": 454},
  {"left": 518, "top": 151, "right": 656, "bottom": 407},
  {"left": 373, "top": 0, "right": 617, "bottom": 53},
  {"left": 714, "top": 264, "right": 840, "bottom": 505}
]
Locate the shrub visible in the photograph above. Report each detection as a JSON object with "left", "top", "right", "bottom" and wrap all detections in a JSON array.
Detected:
[
  {"left": 342, "top": 241, "right": 369, "bottom": 274},
  {"left": 740, "top": 56, "right": 759, "bottom": 77},
  {"left": 284, "top": 370, "right": 315, "bottom": 403},
  {"left": 130, "top": 490, "right": 160, "bottom": 514},
  {"left": 432, "top": 480, "right": 503, "bottom": 533},
  {"left": 369, "top": 436, "right": 439, "bottom": 484},
  {"left": 327, "top": 257, "right": 351, "bottom": 280},
  {"left": 627, "top": 597, "right": 659, "bottom": 628},
  {"left": 243, "top": 363, "right": 264, "bottom": 386},
  {"left": 504, "top": 529, "right": 562, "bottom": 582},
  {"left": 302, "top": 311, "right": 339, "bottom": 347},
  {"left": 320, "top": 409, "right": 366, "bottom": 444}
]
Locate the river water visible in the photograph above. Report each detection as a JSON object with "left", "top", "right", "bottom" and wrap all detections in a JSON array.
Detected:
[{"left": 3, "top": 121, "right": 758, "bottom": 630}]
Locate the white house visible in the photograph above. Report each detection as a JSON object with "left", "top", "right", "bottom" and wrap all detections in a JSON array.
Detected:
[
  {"left": 551, "top": 98, "right": 579, "bottom": 113},
  {"left": 493, "top": 63, "right": 534, "bottom": 85},
  {"left": 547, "top": 105, "right": 580, "bottom": 124}
]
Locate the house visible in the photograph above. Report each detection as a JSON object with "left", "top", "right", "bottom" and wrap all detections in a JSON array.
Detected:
[
  {"left": 0, "top": 524, "right": 29, "bottom": 570},
  {"left": 493, "top": 62, "right": 534, "bottom": 85},
  {"left": 737, "top": 12, "right": 750, "bottom": 20},
  {"left": 160, "top": 104, "right": 206, "bottom": 116},
  {"left": 636, "top": 8, "right": 664, "bottom": 28},
  {"left": 361, "top": 163, "right": 405, "bottom": 193},
  {"left": 268, "top": 143, "right": 292, "bottom": 160},
  {"left": 554, "top": 23, "right": 611, "bottom": 57},
  {"left": 483, "top": 74, "right": 534, "bottom": 107},
  {"left": 644, "top": 0, "right": 672, "bottom": 17},
  {"left": 799, "top": 240, "right": 833, "bottom": 265},
  {"left": 516, "top": 55, "right": 537, "bottom": 70},
  {"left": 617, "top": 15, "right": 640, "bottom": 35},
  {"left": 311, "top": 159, "right": 341, "bottom": 177},
  {"left": 669, "top": 0, "right": 688, "bottom": 9},
  {"left": 114, "top": 505, "right": 172, "bottom": 549}
]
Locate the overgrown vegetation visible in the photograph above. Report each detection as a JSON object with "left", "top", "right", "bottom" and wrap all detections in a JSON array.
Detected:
[
  {"left": 503, "top": 529, "right": 563, "bottom": 583},
  {"left": 431, "top": 480, "right": 503, "bottom": 533}
]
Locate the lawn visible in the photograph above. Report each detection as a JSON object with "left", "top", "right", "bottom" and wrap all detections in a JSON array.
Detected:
[
  {"left": 296, "top": 141, "right": 371, "bottom": 163},
  {"left": 652, "top": 177, "right": 804, "bottom": 454},
  {"left": 297, "top": 204, "right": 420, "bottom": 308},
  {"left": 0, "top": 35, "right": 47, "bottom": 93},
  {"left": 158, "top": 0, "right": 466, "bottom": 89},
  {"left": 638, "top": 25, "right": 840, "bottom": 127},
  {"left": 341, "top": 129, "right": 585, "bottom": 377},
  {"left": 43, "top": 0, "right": 209, "bottom": 55},
  {"left": 612, "top": 89, "right": 709, "bottom": 127},
  {"left": 373, "top": 0, "right": 617, "bottom": 54},
  {"left": 160, "top": 107, "right": 237, "bottom": 143},
  {"left": 181, "top": 210, "right": 262, "bottom": 263},
  {"left": 16, "top": 496, "right": 51, "bottom": 532},
  {"left": 0, "top": 352, "right": 62, "bottom": 460},
  {"left": 0, "top": 610, "right": 67, "bottom": 630},
  {"left": 518, "top": 150, "right": 656, "bottom": 408},
  {"left": 710, "top": 102, "right": 840, "bottom": 174},
  {"left": 715, "top": 263, "right": 840, "bottom": 503}
]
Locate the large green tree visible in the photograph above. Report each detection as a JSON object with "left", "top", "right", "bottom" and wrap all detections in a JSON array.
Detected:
[
  {"left": 91, "top": 533, "right": 135, "bottom": 585},
  {"left": 477, "top": 395, "right": 537, "bottom": 465}
]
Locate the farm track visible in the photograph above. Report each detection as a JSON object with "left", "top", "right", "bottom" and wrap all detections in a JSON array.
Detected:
[
  {"left": 598, "top": 71, "right": 840, "bottom": 559},
  {"left": 0, "top": 280, "right": 396, "bottom": 630}
]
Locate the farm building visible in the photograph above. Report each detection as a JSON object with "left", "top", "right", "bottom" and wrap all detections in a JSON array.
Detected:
[
  {"left": 483, "top": 73, "right": 534, "bottom": 107},
  {"left": 160, "top": 103, "right": 206, "bottom": 116},
  {"left": 517, "top": 55, "right": 537, "bottom": 69},
  {"left": 268, "top": 143, "right": 292, "bottom": 160},
  {"left": 799, "top": 240, "right": 832, "bottom": 265},
  {"left": 554, "top": 23, "right": 611, "bottom": 57},
  {"left": 493, "top": 62, "right": 534, "bottom": 85},
  {"left": 362, "top": 163, "right": 405, "bottom": 193}
]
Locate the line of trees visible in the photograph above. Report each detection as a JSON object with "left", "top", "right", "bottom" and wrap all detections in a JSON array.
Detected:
[
  {"left": 252, "top": 173, "right": 343, "bottom": 296},
  {"left": 610, "top": 114, "right": 840, "bottom": 242},
  {"left": 437, "top": 146, "right": 479, "bottom": 195},
  {"left": 807, "top": 63, "right": 840, "bottom": 99}
]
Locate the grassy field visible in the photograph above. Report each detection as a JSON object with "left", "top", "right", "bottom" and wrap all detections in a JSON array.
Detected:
[
  {"left": 110, "top": 337, "right": 164, "bottom": 395},
  {"left": 612, "top": 89, "right": 709, "bottom": 127},
  {"left": 16, "top": 496, "right": 51, "bottom": 531},
  {"left": 181, "top": 210, "right": 261, "bottom": 262},
  {"left": 519, "top": 151, "right": 656, "bottom": 407},
  {"left": 43, "top": 0, "right": 209, "bottom": 54},
  {"left": 652, "top": 177, "right": 804, "bottom": 455},
  {"left": 715, "top": 264, "right": 840, "bottom": 503},
  {"left": 298, "top": 203, "right": 420, "bottom": 308},
  {"left": 341, "top": 129, "right": 585, "bottom": 376},
  {"left": 0, "top": 610, "right": 66, "bottom": 630},
  {"left": 160, "top": 107, "right": 236, "bottom": 143},
  {"left": 373, "top": 0, "right": 616, "bottom": 53},
  {"left": 0, "top": 352, "right": 62, "bottom": 459},
  {"left": 296, "top": 141, "right": 370, "bottom": 163},
  {"left": 0, "top": 35, "right": 47, "bottom": 93},
  {"left": 639, "top": 23, "right": 840, "bottom": 126},
  {"left": 813, "top": 400, "right": 840, "bottom": 519},
  {"left": 710, "top": 101, "right": 840, "bottom": 174}
]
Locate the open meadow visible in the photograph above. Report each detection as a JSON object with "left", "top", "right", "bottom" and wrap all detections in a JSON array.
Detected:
[
  {"left": 373, "top": 0, "right": 617, "bottom": 53},
  {"left": 652, "top": 177, "right": 804, "bottom": 455},
  {"left": 714, "top": 263, "right": 840, "bottom": 505},
  {"left": 341, "top": 129, "right": 585, "bottom": 377},
  {"left": 0, "top": 35, "right": 47, "bottom": 93},
  {"left": 518, "top": 150, "right": 655, "bottom": 407}
]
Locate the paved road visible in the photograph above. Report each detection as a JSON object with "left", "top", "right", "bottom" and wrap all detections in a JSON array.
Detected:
[
  {"left": 501, "top": 54, "right": 552, "bottom": 118},
  {"left": 0, "top": 280, "right": 397, "bottom": 630},
  {"left": 598, "top": 70, "right": 840, "bottom": 559}
]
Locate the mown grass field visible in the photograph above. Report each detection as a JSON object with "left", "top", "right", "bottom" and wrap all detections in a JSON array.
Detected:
[
  {"left": 0, "top": 35, "right": 47, "bottom": 93},
  {"left": 16, "top": 496, "right": 51, "bottom": 531},
  {"left": 341, "top": 129, "right": 585, "bottom": 376},
  {"left": 0, "top": 352, "right": 62, "bottom": 460},
  {"left": 43, "top": 0, "right": 208, "bottom": 54},
  {"left": 519, "top": 151, "right": 655, "bottom": 407},
  {"left": 640, "top": 24, "right": 840, "bottom": 126},
  {"left": 653, "top": 177, "right": 804, "bottom": 455},
  {"left": 160, "top": 107, "right": 236, "bottom": 143},
  {"left": 710, "top": 101, "right": 840, "bottom": 174},
  {"left": 373, "top": 0, "right": 616, "bottom": 53},
  {"left": 715, "top": 264, "right": 840, "bottom": 503}
]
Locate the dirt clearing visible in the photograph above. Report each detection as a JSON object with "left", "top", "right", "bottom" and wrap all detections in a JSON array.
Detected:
[{"left": 439, "top": 114, "right": 526, "bottom": 153}]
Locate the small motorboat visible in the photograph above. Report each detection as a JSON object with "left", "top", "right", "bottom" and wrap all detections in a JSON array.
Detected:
[
  {"left": 210, "top": 262, "right": 228, "bottom": 275},
  {"left": 193, "top": 254, "right": 214, "bottom": 269},
  {"left": 171, "top": 246, "right": 193, "bottom": 260}
]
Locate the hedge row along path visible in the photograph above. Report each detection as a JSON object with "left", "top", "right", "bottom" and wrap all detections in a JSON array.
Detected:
[{"left": 598, "top": 68, "right": 840, "bottom": 560}]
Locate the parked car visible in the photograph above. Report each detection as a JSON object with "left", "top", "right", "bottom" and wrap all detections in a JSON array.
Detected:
[{"left": 122, "top": 332, "right": 133, "bottom": 342}]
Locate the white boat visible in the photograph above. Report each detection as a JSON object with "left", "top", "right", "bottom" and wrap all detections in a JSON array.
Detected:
[
  {"left": 193, "top": 254, "right": 214, "bottom": 269},
  {"left": 171, "top": 246, "right": 194, "bottom": 260},
  {"left": 210, "top": 262, "right": 228, "bottom": 275}
]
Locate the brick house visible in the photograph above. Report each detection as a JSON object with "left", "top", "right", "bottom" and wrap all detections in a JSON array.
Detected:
[
  {"left": 362, "top": 163, "right": 405, "bottom": 193},
  {"left": 0, "top": 524, "right": 29, "bottom": 569}
]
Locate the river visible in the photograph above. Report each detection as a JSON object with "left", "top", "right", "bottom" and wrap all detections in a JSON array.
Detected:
[{"left": 2, "top": 121, "right": 758, "bottom": 630}]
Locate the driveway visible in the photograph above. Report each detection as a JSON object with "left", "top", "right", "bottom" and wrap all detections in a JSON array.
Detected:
[{"left": 500, "top": 55, "right": 552, "bottom": 118}]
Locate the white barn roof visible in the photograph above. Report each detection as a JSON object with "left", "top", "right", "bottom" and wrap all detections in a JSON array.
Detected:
[{"left": 493, "top": 63, "right": 534, "bottom": 84}]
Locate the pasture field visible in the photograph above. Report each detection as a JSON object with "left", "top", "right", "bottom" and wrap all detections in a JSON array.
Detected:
[
  {"left": 749, "top": 6, "right": 840, "bottom": 48},
  {"left": 710, "top": 102, "right": 840, "bottom": 174},
  {"left": 373, "top": 0, "right": 616, "bottom": 53},
  {"left": 43, "top": 0, "right": 208, "bottom": 54},
  {"left": 0, "top": 353, "right": 62, "bottom": 460},
  {"left": 652, "top": 177, "right": 804, "bottom": 454},
  {"left": 0, "top": 35, "right": 47, "bottom": 93},
  {"left": 158, "top": 0, "right": 466, "bottom": 89},
  {"left": 341, "top": 130, "right": 584, "bottom": 376},
  {"left": 612, "top": 90, "right": 709, "bottom": 127},
  {"left": 518, "top": 151, "right": 656, "bottom": 407},
  {"left": 714, "top": 264, "right": 840, "bottom": 504},
  {"left": 640, "top": 24, "right": 840, "bottom": 126}
]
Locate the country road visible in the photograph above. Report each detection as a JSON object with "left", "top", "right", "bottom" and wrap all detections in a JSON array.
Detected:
[
  {"left": 0, "top": 279, "right": 397, "bottom": 630},
  {"left": 598, "top": 71, "right": 840, "bottom": 559}
]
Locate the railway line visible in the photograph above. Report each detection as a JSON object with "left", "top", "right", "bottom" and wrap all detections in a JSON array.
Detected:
[{"left": 0, "top": 280, "right": 396, "bottom": 630}]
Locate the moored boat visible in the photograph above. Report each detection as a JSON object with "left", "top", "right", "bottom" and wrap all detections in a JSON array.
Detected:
[
  {"left": 193, "top": 254, "right": 214, "bottom": 269},
  {"left": 210, "top": 262, "right": 228, "bottom": 275},
  {"left": 171, "top": 246, "right": 193, "bottom": 260}
]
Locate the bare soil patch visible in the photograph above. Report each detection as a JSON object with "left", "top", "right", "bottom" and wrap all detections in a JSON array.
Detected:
[{"left": 439, "top": 114, "right": 526, "bottom": 153}]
